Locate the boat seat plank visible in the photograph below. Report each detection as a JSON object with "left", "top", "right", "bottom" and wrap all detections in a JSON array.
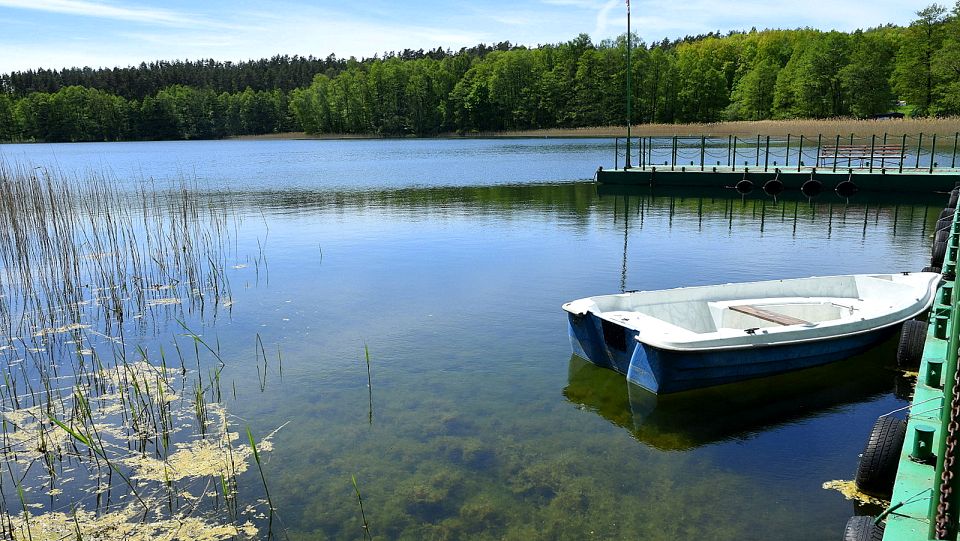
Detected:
[{"left": 728, "top": 305, "right": 811, "bottom": 326}]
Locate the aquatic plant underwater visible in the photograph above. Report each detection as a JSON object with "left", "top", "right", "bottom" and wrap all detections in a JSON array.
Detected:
[
  {"left": 0, "top": 151, "right": 938, "bottom": 539},
  {"left": 0, "top": 163, "right": 281, "bottom": 539}
]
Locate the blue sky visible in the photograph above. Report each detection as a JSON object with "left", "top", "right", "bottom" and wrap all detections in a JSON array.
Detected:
[{"left": 0, "top": 0, "right": 932, "bottom": 74}]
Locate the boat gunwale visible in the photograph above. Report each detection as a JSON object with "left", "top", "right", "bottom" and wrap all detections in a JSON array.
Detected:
[{"left": 563, "top": 272, "right": 941, "bottom": 353}]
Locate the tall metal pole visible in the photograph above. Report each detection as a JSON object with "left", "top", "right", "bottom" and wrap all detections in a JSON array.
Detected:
[{"left": 625, "top": 0, "right": 632, "bottom": 169}]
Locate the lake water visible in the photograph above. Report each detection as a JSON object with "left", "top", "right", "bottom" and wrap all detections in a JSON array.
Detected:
[{"left": 0, "top": 138, "right": 943, "bottom": 540}]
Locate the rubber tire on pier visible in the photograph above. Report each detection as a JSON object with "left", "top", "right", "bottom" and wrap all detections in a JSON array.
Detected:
[
  {"left": 949, "top": 189, "right": 959, "bottom": 208},
  {"left": 842, "top": 515, "right": 885, "bottom": 541},
  {"left": 932, "top": 240, "right": 947, "bottom": 268},
  {"left": 763, "top": 178, "right": 784, "bottom": 196},
  {"left": 855, "top": 416, "right": 907, "bottom": 498},
  {"left": 836, "top": 180, "right": 859, "bottom": 198},
  {"left": 940, "top": 208, "right": 955, "bottom": 220},
  {"left": 937, "top": 217, "right": 953, "bottom": 231},
  {"left": 896, "top": 319, "right": 927, "bottom": 368},
  {"left": 935, "top": 225, "right": 951, "bottom": 246},
  {"left": 922, "top": 265, "right": 942, "bottom": 274},
  {"left": 801, "top": 179, "right": 823, "bottom": 198}
]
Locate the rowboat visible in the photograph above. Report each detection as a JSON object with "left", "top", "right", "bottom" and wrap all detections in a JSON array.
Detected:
[{"left": 562, "top": 273, "right": 940, "bottom": 394}]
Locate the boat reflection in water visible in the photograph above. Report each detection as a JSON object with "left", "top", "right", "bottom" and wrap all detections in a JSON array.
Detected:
[{"left": 562, "top": 336, "right": 899, "bottom": 451}]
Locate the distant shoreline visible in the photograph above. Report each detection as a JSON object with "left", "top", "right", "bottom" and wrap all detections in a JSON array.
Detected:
[
  {"left": 3, "top": 118, "right": 957, "bottom": 146},
  {"left": 229, "top": 118, "right": 960, "bottom": 141}
]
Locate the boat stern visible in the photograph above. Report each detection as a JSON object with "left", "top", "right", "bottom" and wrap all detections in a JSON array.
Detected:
[{"left": 565, "top": 310, "right": 664, "bottom": 392}]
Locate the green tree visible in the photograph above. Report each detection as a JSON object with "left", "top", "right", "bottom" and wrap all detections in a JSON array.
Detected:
[
  {"left": 450, "top": 61, "right": 495, "bottom": 132},
  {"left": 773, "top": 32, "right": 850, "bottom": 118},
  {"left": 138, "top": 94, "right": 179, "bottom": 139},
  {"left": 0, "top": 94, "right": 19, "bottom": 140},
  {"left": 674, "top": 39, "right": 732, "bottom": 122},
  {"left": 893, "top": 4, "right": 948, "bottom": 115},
  {"left": 14, "top": 92, "right": 52, "bottom": 141},
  {"left": 839, "top": 31, "right": 897, "bottom": 117},
  {"left": 726, "top": 30, "right": 795, "bottom": 120},
  {"left": 728, "top": 58, "right": 779, "bottom": 119},
  {"left": 932, "top": 2, "right": 960, "bottom": 114}
]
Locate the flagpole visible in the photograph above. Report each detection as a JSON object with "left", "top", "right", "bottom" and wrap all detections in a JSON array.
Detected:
[{"left": 625, "top": 0, "right": 632, "bottom": 169}]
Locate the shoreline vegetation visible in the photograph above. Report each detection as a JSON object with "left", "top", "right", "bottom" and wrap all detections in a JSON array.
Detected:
[
  {"left": 228, "top": 118, "right": 960, "bottom": 141},
  {"left": 3, "top": 5, "right": 960, "bottom": 144},
  {"left": 0, "top": 165, "right": 282, "bottom": 539}
]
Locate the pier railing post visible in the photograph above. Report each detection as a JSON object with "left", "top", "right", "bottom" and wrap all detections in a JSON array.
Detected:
[
  {"left": 764, "top": 135, "right": 770, "bottom": 172},
  {"left": 640, "top": 137, "right": 645, "bottom": 170},
  {"left": 732, "top": 137, "right": 738, "bottom": 171},
  {"left": 917, "top": 133, "right": 924, "bottom": 170},
  {"left": 755, "top": 134, "right": 761, "bottom": 167},
  {"left": 953, "top": 132, "right": 958, "bottom": 169},
  {"left": 700, "top": 135, "right": 706, "bottom": 171},
  {"left": 785, "top": 134, "right": 791, "bottom": 167},
  {"left": 869, "top": 135, "right": 876, "bottom": 173},
  {"left": 816, "top": 134, "right": 822, "bottom": 168},
  {"left": 615, "top": 138, "right": 619, "bottom": 170},
  {"left": 727, "top": 135, "right": 732, "bottom": 167},
  {"left": 900, "top": 134, "right": 907, "bottom": 174},
  {"left": 832, "top": 135, "right": 840, "bottom": 173},
  {"left": 671, "top": 136, "right": 677, "bottom": 171},
  {"left": 848, "top": 133, "right": 855, "bottom": 168},
  {"left": 931, "top": 134, "right": 938, "bottom": 174},
  {"left": 797, "top": 135, "right": 804, "bottom": 172}
]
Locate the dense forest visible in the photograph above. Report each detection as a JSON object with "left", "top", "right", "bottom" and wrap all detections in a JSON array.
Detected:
[{"left": 1, "top": 3, "right": 959, "bottom": 142}]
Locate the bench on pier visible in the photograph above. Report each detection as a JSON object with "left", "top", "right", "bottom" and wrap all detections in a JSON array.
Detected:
[
  {"left": 729, "top": 305, "right": 811, "bottom": 326},
  {"left": 818, "top": 144, "right": 904, "bottom": 168}
]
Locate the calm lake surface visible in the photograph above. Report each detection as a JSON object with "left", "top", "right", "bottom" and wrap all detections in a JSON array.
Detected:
[{"left": 0, "top": 138, "right": 943, "bottom": 539}]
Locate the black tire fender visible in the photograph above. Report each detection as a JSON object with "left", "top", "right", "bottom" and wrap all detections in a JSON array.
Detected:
[
  {"left": 855, "top": 416, "right": 906, "bottom": 498},
  {"left": 932, "top": 240, "right": 947, "bottom": 268},
  {"left": 842, "top": 515, "right": 885, "bottom": 541},
  {"left": 897, "top": 319, "right": 927, "bottom": 368},
  {"left": 935, "top": 226, "right": 951, "bottom": 246}
]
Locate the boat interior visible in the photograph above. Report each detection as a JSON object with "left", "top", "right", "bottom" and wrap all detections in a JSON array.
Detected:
[
  {"left": 604, "top": 297, "right": 862, "bottom": 334},
  {"left": 565, "top": 274, "right": 932, "bottom": 337}
]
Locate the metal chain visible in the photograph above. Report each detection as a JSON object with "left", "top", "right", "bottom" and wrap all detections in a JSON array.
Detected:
[{"left": 936, "top": 356, "right": 960, "bottom": 538}]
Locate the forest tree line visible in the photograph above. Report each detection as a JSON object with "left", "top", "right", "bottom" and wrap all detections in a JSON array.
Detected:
[{"left": 1, "top": 3, "right": 959, "bottom": 143}]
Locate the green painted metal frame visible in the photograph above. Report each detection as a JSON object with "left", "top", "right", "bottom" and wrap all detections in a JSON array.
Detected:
[
  {"left": 596, "top": 167, "right": 960, "bottom": 193},
  {"left": 884, "top": 204, "right": 960, "bottom": 540}
]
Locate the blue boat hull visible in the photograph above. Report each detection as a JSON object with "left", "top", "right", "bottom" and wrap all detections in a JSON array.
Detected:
[{"left": 566, "top": 312, "right": 897, "bottom": 394}]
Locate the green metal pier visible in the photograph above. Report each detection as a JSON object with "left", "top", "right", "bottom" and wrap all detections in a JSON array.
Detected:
[
  {"left": 884, "top": 199, "right": 960, "bottom": 540},
  {"left": 598, "top": 133, "right": 960, "bottom": 195}
]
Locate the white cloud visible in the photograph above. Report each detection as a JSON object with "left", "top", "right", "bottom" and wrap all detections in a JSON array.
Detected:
[
  {"left": 0, "top": 0, "right": 194, "bottom": 26},
  {"left": 594, "top": 0, "right": 621, "bottom": 38}
]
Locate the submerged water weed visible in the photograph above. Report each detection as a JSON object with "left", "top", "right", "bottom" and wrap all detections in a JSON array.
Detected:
[
  {"left": 1, "top": 356, "right": 279, "bottom": 540},
  {"left": 822, "top": 479, "right": 888, "bottom": 506}
]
